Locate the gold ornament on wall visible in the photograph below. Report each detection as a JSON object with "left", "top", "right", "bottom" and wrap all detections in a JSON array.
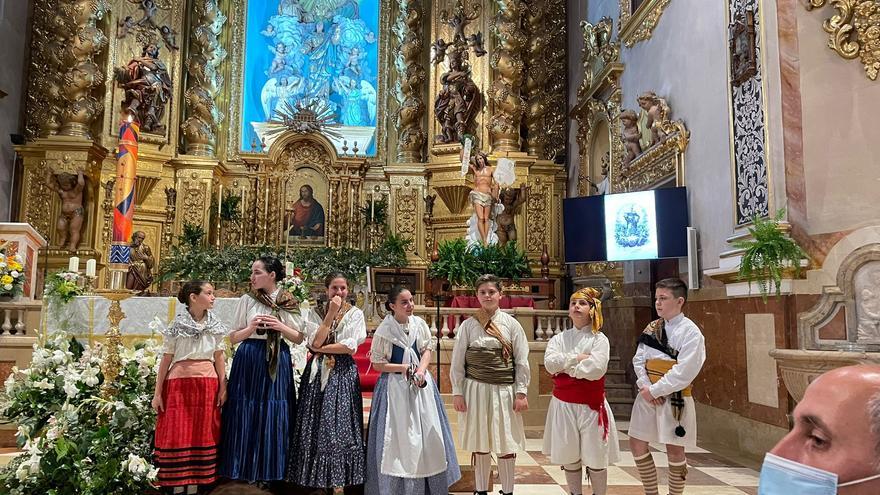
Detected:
[
  {"left": 803, "top": 0, "right": 880, "bottom": 81},
  {"left": 488, "top": 0, "right": 527, "bottom": 152},
  {"left": 618, "top": 0, "right": 672, "bottom": 48},
  {"left": 523, "top": 1, "right": 551, "bottom": 157},
  {"left": 393, "top": 0, "right": 428, "bottom": 162},
  {"left": 541, "top": 0, "right": 568, "bottom": 161},
  {"left": 182, "top": 0, "right": 228, "bottom": 155}
]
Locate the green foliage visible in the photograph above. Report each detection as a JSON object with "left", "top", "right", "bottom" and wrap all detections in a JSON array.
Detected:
[
  {"left": 220, "top": 193, "right": 242, "bottom": 221},
  {"left": 43, "top": 271, "right": 83, "bottom": 305},
  {"left": 732, "top": 208, "right": 808, "bottom": 301},
  {"left": 360, "top": 197, "right": 388, "bottom": 225},
  {"left": 428, "top": 239, "right": 532, "bottom": 287},
  {"left": 180, "top": 223, "right": 206, "bottom": 250},
  {"left": 159, "top": 236, "right": 410, "bottom": 287}
]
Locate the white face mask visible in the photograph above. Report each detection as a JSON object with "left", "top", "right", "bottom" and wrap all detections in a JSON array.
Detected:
[{"left": 759, "top": 453, "right": 880, "bottom": 494}]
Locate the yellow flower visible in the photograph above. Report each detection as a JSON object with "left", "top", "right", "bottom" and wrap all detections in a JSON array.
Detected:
[
  {"left": 8, "top": 262, "right": 21, "bottom": 271},
  {"left": 1, "top": 275, "right": 13, "bottom": 285}
]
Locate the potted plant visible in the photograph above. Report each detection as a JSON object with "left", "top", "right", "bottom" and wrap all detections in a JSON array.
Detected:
[
  {"left": 428, "top": 239, "right": 532, "bottom": 289},
  {"left": 732, "top": 208, "right": 808, "bottom": 301}
]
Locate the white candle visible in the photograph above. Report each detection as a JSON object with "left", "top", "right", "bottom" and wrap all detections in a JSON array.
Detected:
[
  {"left": 286, "top": 261, "right": 294, "bottom": 275},
  {"left": 85, "top": 259, "right": 96, "bottom": 277},
  {"left": 68, "top": 257, "right": 80, "bottom": 272},
  {"left": 366, "top": 266, "right": 372, "bottom": 293},
  {"left": 370, "top": 193, "right": 375, "bottom": 223}
]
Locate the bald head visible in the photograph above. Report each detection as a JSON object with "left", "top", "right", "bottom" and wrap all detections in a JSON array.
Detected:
[{"left": 770, "top": 364, "right": 880, "bottom": 492}]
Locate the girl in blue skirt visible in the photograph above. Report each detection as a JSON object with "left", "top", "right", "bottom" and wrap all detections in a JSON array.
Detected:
[
  {"left": 288, "top": 272, "right": 367, "bottom": 493},
  {"left": 219, "top": 256, "right": 304, "bottom": 483},
  {"left": 364, "top": 285, "right": 461, "bottom": 495}
]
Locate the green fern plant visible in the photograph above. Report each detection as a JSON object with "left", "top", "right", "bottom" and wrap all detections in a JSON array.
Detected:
[{"left": 731, "top": 208, "right": 808, "bottom": 301}]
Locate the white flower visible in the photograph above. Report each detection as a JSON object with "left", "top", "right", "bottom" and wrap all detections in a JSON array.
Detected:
[
  {"left": 14, "top": 254, "right": 22, "bottom": 263},
  {"left": 51, "top": 349, "right": 68, "bottom": 365},
  {"left": 4, "top": 283, "right": 13, "bottom": 291},
  {"left": 147, "top": 466, "right": 159, "bottom": 480},
  {"left": 5, "top": 373, "right": 16, "bottom": 394},
  {"left": 0, "top": 261, "right": 7, "bottom": 269},
  {"left": 148, "top": 316, "right": 165, "bottom": 333},
  {"left": 15, "top": 461, "right": 29, "bottom": 481},
  {"left": 15, "top": 424, "right": 29, "bottom": 440},
  {"left": 63, "top": 379, "right": 79, "bottom": 398},
  {"left": 10, "top": 270, "right": 19, "bottom": 278},
  {"left": 124, "top": 453, "right": 149, "bottom": 476},
  {"left": 33, "top": 379, "right": 54, "bottom": 390},
  {"left": 80, "top": 366, "right": 99, "bottom": 387}
]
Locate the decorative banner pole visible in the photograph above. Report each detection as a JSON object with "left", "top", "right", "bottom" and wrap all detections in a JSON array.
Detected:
[
  {"left": 100, "top": 116, "right": 139, "bottom": 399},
  {"left": 109, "top": 116, "right": 139, "bottom": 289}
]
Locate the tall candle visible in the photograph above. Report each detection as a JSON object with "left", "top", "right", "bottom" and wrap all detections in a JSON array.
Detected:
[
  {"left": 111, "top": 116, "right": 139, "bottom": 265},
  {"left": 85, "top": 259, "right": 96, "bottom": 277},
  {"left": 68, "top": 256, "right": 80, "bottom": 272},
  {"left": 370, "top": 193, "right": 375, "bottom": 223}
]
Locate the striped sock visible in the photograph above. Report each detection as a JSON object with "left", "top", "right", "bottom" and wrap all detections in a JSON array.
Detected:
[
  {"left": 498, "top": 454, "right": 516, "bottom": 494},
  {"left": 562, "top": 462, "right": 583, "bottom": 495},
  {"left": 586, "top": 467, "right": 607, "bottom": 495},
  {"left": 634, "top": 452, "right": 659, "bottom": 495},
  {"left": 473, "top": 452, "right": 492, "bottom": 492},
  {"left": 667, "top": 459, "right": 688, "bottom": 495}
]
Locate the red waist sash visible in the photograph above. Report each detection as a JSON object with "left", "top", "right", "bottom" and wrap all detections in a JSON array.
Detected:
[{"left": 552, "top": 374, "right": 609, "bottom": 440}]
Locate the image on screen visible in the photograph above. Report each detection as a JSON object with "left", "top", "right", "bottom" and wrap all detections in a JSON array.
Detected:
[
  {"left": 240, "top": 0, "right": 380, "bottom": 156},
  {"left": 603, "top": 190, "right": 659, "bottom": 261}
]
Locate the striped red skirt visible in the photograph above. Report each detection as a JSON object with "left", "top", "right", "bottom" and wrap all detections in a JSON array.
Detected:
[{"left": 154, "top": 364, "right": 221, "bottom": 487}]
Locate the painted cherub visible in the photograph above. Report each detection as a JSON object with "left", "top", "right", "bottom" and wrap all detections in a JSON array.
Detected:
[
  {"left": 621, "top": 110, "right": 642, "bottom": 169},
  {"left": 45, "top": 168, "right": 86, "bottom": 252},
  {"left": 267, "top": 42, "right": 288, "bottom": 76}
]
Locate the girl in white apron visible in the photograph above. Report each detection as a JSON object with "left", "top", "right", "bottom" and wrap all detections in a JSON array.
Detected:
[{"left": 364, "top": 286, "right": 461, "bottom": 494}]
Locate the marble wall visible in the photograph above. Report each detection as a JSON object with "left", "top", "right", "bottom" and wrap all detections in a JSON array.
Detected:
[{"left": 0, "top": 0, "right": 29, "bottom": 222}]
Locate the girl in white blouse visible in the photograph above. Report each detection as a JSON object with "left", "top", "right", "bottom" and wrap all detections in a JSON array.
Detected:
[{"left": 152, "top": 280, "right": 228, "bottom": 494}]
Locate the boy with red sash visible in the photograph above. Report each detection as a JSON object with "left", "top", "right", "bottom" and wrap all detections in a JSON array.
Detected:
[
  {"left": 629, "top": 278, "right": 706, "bottom": 495},
  {"left": 542, "top": 287, "right": 620, "bottom": 495}
]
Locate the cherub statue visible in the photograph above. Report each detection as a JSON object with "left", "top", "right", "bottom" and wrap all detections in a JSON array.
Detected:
[
  {"left": 621, "top": 110, "right": 641, "bottom": 168},
  {"left": 45, "top": 168, "right": 86, "bottom": 252},
  {"left": 137, "top": 0, "right": 158, "bottom": 28},
  {"left": 117, "top": 16, "right": 136, "bottom": 39},
  {"left": 159, "top": 25, "right": 179, "bottom": 51},
  {"left": 636, "top": 91, "right": 669, "bottom": 150},
  {"left": 496, "top": 184, "right": 529, "bottom": 245}
]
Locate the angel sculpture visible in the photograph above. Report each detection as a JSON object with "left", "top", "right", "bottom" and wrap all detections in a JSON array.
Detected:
[{"left": 462, "top": 149, "right": 516, "bottom": 246}]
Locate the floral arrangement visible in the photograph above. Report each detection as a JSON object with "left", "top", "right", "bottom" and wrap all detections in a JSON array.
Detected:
[
  {"left": 0, "top": 245, "right": 25, "bottom": 299},
  {"left": 279, "top": 266, "right": 310, "bottom": 303},
  {"left": 0, "top": 332, "right": 160, "bottom": 494},
  {"left": 43, "top": 271, "right": 83, "bottom": 305}
]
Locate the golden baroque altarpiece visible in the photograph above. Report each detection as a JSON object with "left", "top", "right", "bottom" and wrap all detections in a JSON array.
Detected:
[{"left": 14, "top": 0, "right": 570, "bottom": 291}]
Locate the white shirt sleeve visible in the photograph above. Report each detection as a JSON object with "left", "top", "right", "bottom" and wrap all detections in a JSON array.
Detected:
[
  {"left": 571, "top": 333, "right": 609, "bottom": 380},
  {"left": 279, "top": 308, "right": 302, "bottom": 332},
  {"left": 303, "top": 309, "right": 322, "bottom": 347},
  {"left": 369, "top": 332, "right": 392, "bottom": 364},
  {"left": 633, "top": 343, "right": 651, "bottom": 390},
  {"left": 161, "top": 335, "right": 177, "bottom": 355},
  {"left": 450, "top": 319, "right": 471, "bottom": 396},
  {"left": 648, "top": 328, "right": 706, "bottom": 397},
  {"left": 416, "top": 317, "right": 434, "bottom": 354},
  {"left": 510, "top": 317, "right": 531, "bottom": 395},
  {"left": 336, "top": 308, "right": 367, "bottom": 352},
  {"left": 231, "top": 295, "right": 251, "bottom": 332},
  {"left": 543, "top": 333, "right": 577, "bottom": 375}
]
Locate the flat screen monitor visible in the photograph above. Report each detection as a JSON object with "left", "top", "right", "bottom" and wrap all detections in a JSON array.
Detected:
[{"left": 563, "top": 187, "right": 689, "bottom": 263}]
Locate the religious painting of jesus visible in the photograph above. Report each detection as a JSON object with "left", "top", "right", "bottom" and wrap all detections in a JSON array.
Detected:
[{"left": 285, "top": 184, "right": 325, "bottom": 238}]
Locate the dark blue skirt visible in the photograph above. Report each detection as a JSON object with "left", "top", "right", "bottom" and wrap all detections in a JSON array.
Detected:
[
  {"left": 219, "top": 338, "right": 294, "bottom": 482},
  {"left": 287, "top": 353, "right": 365, "bottom": 488}
]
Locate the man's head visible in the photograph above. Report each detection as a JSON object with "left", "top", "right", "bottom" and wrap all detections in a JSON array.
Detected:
[
  {"left": 299, "top": 184, "right": 313, "bottom": 201},
  {"left": 769, "top": 365, "right": 880, "bottom": 494},
  {"left": 57, "top": 173, "right": 78, "bottom": 191},
  {"left": 131, "top": 231, "right": 145, "bottom": 246}
]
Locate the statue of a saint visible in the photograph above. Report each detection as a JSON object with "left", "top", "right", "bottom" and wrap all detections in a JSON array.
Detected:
[
  {"left": 467, "top": 152, "right": 498, "bottom": 246},
  {"left": 45, "top": 168, "right": 86, "bottom": 252},
  {"left": 285, "top": 185, "right": 325, "bottom": 237},
  {"left": 114, "top": 43, "right": 173, "bottom": 133},
  {"left": 126, "top": 231, "right": 155, "bottom": 294}
]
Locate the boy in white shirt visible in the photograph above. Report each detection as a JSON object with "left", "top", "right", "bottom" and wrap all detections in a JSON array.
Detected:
[{"left": 629, "top": 278, "right": 706, "bottom": 495}]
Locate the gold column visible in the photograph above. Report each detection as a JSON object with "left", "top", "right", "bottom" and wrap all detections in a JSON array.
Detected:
[
  {"left": 168, "top": 157, "right": 224, "bottom": 240},
  {"left": 488, "top": 0, "right": 526, "bottom": 152},
  {"left": 522, "top": 0, "right": 550, "bottom": 157},
  {"left": 393, "top": 0, "right": 428, "bottom": 162},
  {"left": 181, "top": 0, "right": 228, "bottom": 156}
]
